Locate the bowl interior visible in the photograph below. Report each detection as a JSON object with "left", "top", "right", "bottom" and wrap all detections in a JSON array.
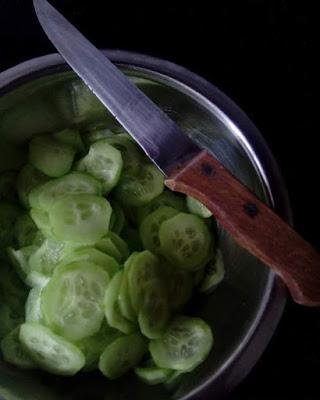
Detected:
[{"left": 0, "top": 67, "right": 272, "bottom": 400}]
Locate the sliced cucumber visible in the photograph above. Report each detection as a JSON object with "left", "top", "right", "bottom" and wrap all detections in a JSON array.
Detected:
[
  {"left": 199, "top": 249, "right": 225, "bottom": 293},
  {"left": 20, "top": 323, "right": 85, "bottom": 375},
  {"left": 53, "top": 128, "right": 84, "bottom": 152},
  {"left": 159, "top": 213, "right": 213, "bottom": 271},
  {"left": 29, "top": 171, "right": 102, "bottom": 211},
  {"left": 48, "top": 194, "right": 111, "bottom": 243},
  {"left": 135, "top": 361, "right": 173, "bottom": 385},
  {"left": 165, "top": 264, "right": 193, "bottom": 310},
  {"left": 139, "top": 206, "right": 179, "bottom": 255},
  {"left": 14, "top": 214, "right": 38, "bottom": 247},
  {"left": 30, "top": 208, "right": 54, "bottom": 238},
  {"left": 106, "top": 134, "right": 142, "bottom": 173},
  {"left": 149, "top": 316, "right": 213, "bottom": 371},
  {"left": 186, "top": 196, "right": 212, "bottom": 218},
  {"left": 108, "top": 232, "right": 129, "bottom": 262},
  {"left": 95, "top": 237, "right": 122, "bottom": 264},
  {"left": 99, "top": 332, "right": 147, "bottom": 379},
  {"left": 83, "top": 128, "right": 116, "bottom": 145},
  {"left": 16, "top": 164, "right": 48, "bottom": 208},
  {"left": 118, "top": 263, "right": 136, "bottom": 323},
  {"left": 109, "top": 200, "right": 126, "bottom": 235},
  {"left": 7, "top": 245, "right": 36, "bottom": 280},
  {"left": 25, "top": 271, "right": 50, "bottom": 289},
  {"left": 76, "top": 140, "right": 123, "bottom": 194},
  {"left": 25, "top": 287, "right": 43, "bottom": 323},
  {"left": 41, "top": 261, "right": 109, "bottom": 341},
  {"left": 114, "top": 164, "right": 164, "bottom": 207},
  {"left": 1, "top": 327, "right": 36, "bottom": 369},
  {"left": 103, "top": 271, "right": 135, "bottom": 334}
]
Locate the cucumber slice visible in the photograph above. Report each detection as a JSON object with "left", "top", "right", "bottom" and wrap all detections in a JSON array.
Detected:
[
  {"left": 30, "top": 208, "right": 54, "bottom": 238},
  {"left": 135, "top": 190, "right": 186, "bottom": 224},
  {"left": 135, "top": 362, "right": 173, "bottom": 385},
  {"left": 95, "top": 237, "right": 122, "bottom": 264},
  {"left": 32, "top": 230, "right": 45, "bottom": 247},
  {"left": 29, "top": 239, "right": 80, "bottom": 277},
  {"left": 103, "top": 271, "right": 135, "bottom": 334},
  {"left": 0, "top": 304, "right": 23, "bottom": 340},
  {"left": 114, "top": 164, "right": 164, "bottom": 207},
  {"left": 29, "top": 135, "right": 76, "bottom": 178},
  {"left": 99, "top": 332, "right": 147, "bottom": 379},
  {"left": 127, "top": 251, "right": 162, "bottom": 313},
  {"left": 14, "top": 214, "right": 38, "bottom": 247},
  {"left": 25, "top": 271, "right": 50, "bottom": 289},
  {"left": 149, "top": 316, "right": 213, "bottom": 371},
  {"left": 48, "top": 194, "right": 111, "bottom": 243},
  {"left": 29, "top": 172, "right": 102, "bottom": 211},
  {"left": 53, "top": 128, "right": 84, "bottom": 152},
  {"left": 199, "top": 249, "right": 225, "bottom": 293},
  {"left": 41, "top": 261, "right": 109, "bottom": 341},
  {"left": 0, "top": 202, "right": 21, "bottom": 247},
  {"left": 76, "top": 140, "right": 123, "bottom": 194},
  {"left": 159, "top": 213, "right": 213, "bottom": 271},
  {"left": 109, "top": 201, "right": 126, "bottom": 235},
  {"left": 20, "top": 323, "right": 85, "bottom": 375},
  {"left": 118, "top": 263, "right": 136, "bottom": 323},
  {"left": 164, "top": 370, "right": 185, "bottom": 391},
  {"left": 25, "top": 287, "right": 43, "bottom": 323},
  {"left": 108, "top": 232, "right": 129, "bottom": 262},
  {"left": 59, "top": 247, "right": 120, "bottom": 278},
  {"left": 17, "top": 164, "right": 48, "bottom": 208},
  {"left": 1, "top": 327, "right": 36, "bottom": 369},
  {"left": 7, "top": 245, "right": 36, "bottom": 280},
  {"left": 0, "top": 171, "right": 17, "bottom": 202},
  {"left": 138, "top": 280, "right": 170, "bottom": 339},
  {"left": 186, "top": 196, "right": 212, "bottom": 218},
  {"left": 106, "top": 134, "right": 142, "bottom": 173},
  {"left": 139, "top": 206, "right": 180, "bottom": 255},
  {"left": 165, "top": 264, "right": 193, "bottom": 310},
  {"left": 83, "top": 128, "right": 116, "bottom": 146}
]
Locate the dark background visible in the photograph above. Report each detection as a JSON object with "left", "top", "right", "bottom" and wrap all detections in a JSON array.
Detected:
[{"left": 0, "top": 0, "right": 319, "bottom": 399}]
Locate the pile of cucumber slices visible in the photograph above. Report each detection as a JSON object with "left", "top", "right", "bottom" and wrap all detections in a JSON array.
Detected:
[{"left": 0, "top": 79, "right": 224, "bottom": 387}]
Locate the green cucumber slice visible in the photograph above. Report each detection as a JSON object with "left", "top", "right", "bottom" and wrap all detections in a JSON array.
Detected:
[
  {"left": 149, "top": 316, "right": 213, "bottom": 371},
  {"left": 29, "top": 135, "right": 76, "bottom": 178},
  {"left": 53, "top": 128, "right": 84, "bottom": 152},
  {"left": 118, "top": 263, "right": 136, "bottom": 323},
  {"left": 20, "top": 323, "right": 85, "bottom": 375},
  {"left": 139, "top": 206, "right": 179, "bottom": 255},
  {"left": 98, "top": 332, "right": 147, "bottom": 379},
  {"left": 159, "top": 213, "right": 213, "bottom": 271},
  {"left": 186, "top": 196, "right": 212, "bottom": 218},
  {"left": 135, "top": 361, "right": 173, "bottom": 385},
  {"left": 114, "top": 164, "right": 164, "bottom": 207},
  {"left": 30, "top": 208, "right": 54, "bottom": 238},
  {"left": 95, "top": 237, "right": 122, "bottom": 264},
  {"left": 109, "top": 201, "right": 126, "bottom": 235},
  {"left": 25, "top": 271, "right": 50, "bottom": 289},
  {"left": 106, "top": 134, "right": 142, "bottom": 173},
  {"left": 41, "top": 261, "right": 109, "bottom": 341},
  {"left": 7, "top": 245, "right": 36, "bottom": 280},
  {"left": 25, "top": 287, "right": 43, "bottom": 323},
  {"left": 17, "top": 164, "right": 48, "bottom": 208},
  {"left": 48, "top": 194, "right": 111, "bottom": 243},
  {"left": 103, "top": 271, "right": 135, "bottom": 334},
  {"left": 1, "top": 327, "right": 36, "bottom": 369},
  {"left": 165, "top": 264, "right": 193, "bottom": 310},
  {"left": 199, "top": 249, "right": 225, "bottom": 293},
  {"left": 108, "top": 232, "right": 129, "bottom": 262}
]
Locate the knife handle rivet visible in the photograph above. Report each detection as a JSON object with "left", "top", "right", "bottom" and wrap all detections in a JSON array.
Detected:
[{"left": 201, "top": 163, "right": 215, "bottom": 177}]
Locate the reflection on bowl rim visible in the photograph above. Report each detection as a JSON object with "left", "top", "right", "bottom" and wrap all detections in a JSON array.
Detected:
[{"left": 0, "top": 50, "right": 290, "bottom": 400}]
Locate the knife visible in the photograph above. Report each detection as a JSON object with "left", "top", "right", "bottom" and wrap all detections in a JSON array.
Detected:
[{"left": 33, "top": 0, "right": 320, "bottom": 306}]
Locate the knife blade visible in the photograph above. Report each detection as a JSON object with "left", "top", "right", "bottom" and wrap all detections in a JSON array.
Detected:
[
  {"left": 33, "top": 0, "right": 200, "bottom": 174},
  {"left": 33, "top": 0, "right": 320, "bottom": 307}
]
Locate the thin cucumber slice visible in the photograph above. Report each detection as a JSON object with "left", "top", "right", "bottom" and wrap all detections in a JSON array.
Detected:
[
  {"left": 103, "top": 271, "right": 135, "bottom": 334},
  {"left": 139, "top": 206, "right": 180, "bottom": 255},
  {"left": 135, "top": 190, "right": 186, "bottom": 224},
  {"left": 1, "top": 327, "right": 36, "bottom": 369},
  {"left": 165, "top": 264, "right": 193, "bottom": 310},
  {"left": 76, "top": 140, "right": 123, "bottom": 194},
  {"left": 48, "top": 194, "right": 111, "bottom": 243},
  {"left": 138, "top": 280, "right": 170, "bottom": 339},
  {"left": 127, "top": 251, "right": 162, "bottom": 313},
  {"left": 95, "top": 237, "right": 122, "bottom": 264},
  {"left": 114, "top": 164, "right": 164, "bottom": 207},
  {"left": 29, "top": 171, "right": 102, "bottom": 211},
  {"left": 25, "top": 287, "right": 43, "bottom": 323},
  {"left": 164, "top": 370, "right": 185, "bottom": 391},
  {"left": 53, "top": 128, "right": 84, "bottom": 152},
  {"left": 29, "top": 239, "right": 80, "bottom": 277},
  {"left": 149, "top": 316, "right": 213, "bottom": 371},
  {"left": 109, "top": 201, "right": 126, "bottom": 235},
  {"left": 32, "top": 230, "right": 45, "bottom": 247},
  {"left": 99, "top": 332, "right": 147, "bottom": 379},
  {"left": 118, "top": 263, "right": 136, "bottom": 323},
  {"left": 0, "top": 304, "right": 23, "bottom": 340},
  {"left": 14, "top": 214, "right": 38, "bottom": 247},
  {"left": 199, "top": 249, "right": 225, "bottom": 293},
  {"left": 83, "top": 128, "right": 116, "bottom": 146},
  {"left": 106, "top": 134, "right": 142, "bottom": 173},
  {"left": 30, "top": 208, "right": 54, "bottom": 238},
  {"left": 17, "top": 164, "right": 48, "bottom": 208},
  {"left": 186, "top": 196, "right": 212, "bottom": 218},
  {"left": 159, "top": 213, "right": 213, "bottom": 271},
  {"left": 0, "top": 171, "right": 17, "bottom": 202},
  {"left": 20, "top": 323, "right": 85, "bottom": 375},
  {"left": 0, "top": 202, "right": 21, "bottom": 247},
  {"left": 42, "top": 261, "right": 109, "bottom": 341},
  {"left": 7, "top": 245, "right": 36, "bottom": 280},
  {"left": 108, "top": 232, "right": 129, "bottom": 262},
  {"left": 58, "top": 247, "right": 120, "bottom": 278},
  {"left": 29, "top": 135, "right": 76, "bottom": 178},
  {"left": 135, "top": 362, "right": 174, "bottom": 385},
  {"left": 25, "top": 271, "right": 50, "bottom": 289}
]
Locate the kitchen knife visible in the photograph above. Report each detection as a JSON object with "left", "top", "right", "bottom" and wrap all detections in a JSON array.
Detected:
[{"left": 33, "top": 0, "right": 320, "bottom": 306}]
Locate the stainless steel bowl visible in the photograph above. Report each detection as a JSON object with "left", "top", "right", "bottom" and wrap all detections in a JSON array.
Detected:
[{"left": 0, "top": 50, "right": 290, "bottom": 400}]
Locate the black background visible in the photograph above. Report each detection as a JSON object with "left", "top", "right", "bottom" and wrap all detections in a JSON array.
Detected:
[{"left": 0, "top": 1, "right": 319, "bottom": 399}]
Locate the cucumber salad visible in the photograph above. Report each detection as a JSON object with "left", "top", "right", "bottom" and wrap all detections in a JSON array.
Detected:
[{"left": 0, "top": 79, "right": 225, "bottom": 387}]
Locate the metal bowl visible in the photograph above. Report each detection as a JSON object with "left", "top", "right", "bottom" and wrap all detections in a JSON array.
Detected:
[{"left": 0, "top": 50, "right": 290, "bottom": 400}]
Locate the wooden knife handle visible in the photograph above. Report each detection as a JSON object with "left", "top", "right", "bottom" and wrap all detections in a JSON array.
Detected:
[{"left": 165, "top": 150, "right": 320, "bottom": 306}]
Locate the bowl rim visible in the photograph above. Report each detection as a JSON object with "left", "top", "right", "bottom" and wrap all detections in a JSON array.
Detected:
[{"left": 0, "top": 50, "right": 289, "bottom": 400}]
